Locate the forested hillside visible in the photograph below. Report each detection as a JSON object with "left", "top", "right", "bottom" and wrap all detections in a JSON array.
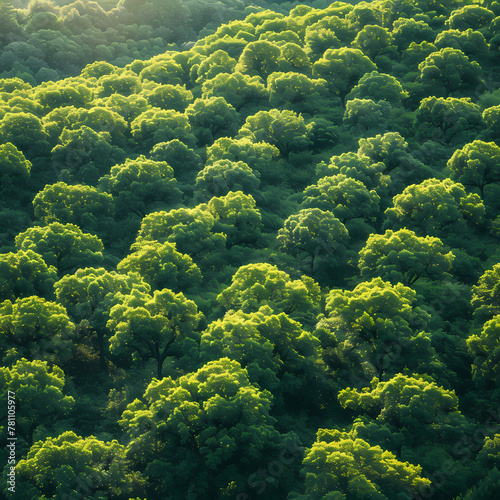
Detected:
[{"left": 1, "top": 0, "right": 500, "bottom": 498}]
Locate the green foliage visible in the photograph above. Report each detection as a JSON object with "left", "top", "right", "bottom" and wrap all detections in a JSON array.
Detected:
[
  {"left": 143, "top": 83, "right": 193, "bottom": 111},
  {"left": 0, "top": 250, "right": 57, "bottom": 302},
  {"left": 435, "top": 28, "right": 489, "bottom": 57},
  {"left": 185, "top": 96, "right": 239, "bottom": 145},
  {"left": 0, "top": 359, "right": 75, "bottom": 445},
  {"left": 418, "top": 48, "right": 483, "bottom": 96},
  {"left": 447, "top": 140, "right": 500, "bottom": 199},
  {"left": 51, "top": 125, "right": 125, "bottom": 184},
  {"left": 119, "top": 358, "right": 292, "bottom": 498},
  {"left": 0, "top": 2, "right": 499, "bottom": 498},
  {"left": 467, "top": 315, "right": 500, "bottom": 383},
  {"left": 267, "top": 71, "right": 330, "bottom": 113},
  {"left": 312, "top": 47, "right": 377, "bottom": 100},
  {"left": 471, "top": 263, "right": 500, "bottom": 322},
  {"left": 278, "top": 207, "right": 349, "bottom": 274},
  {"left": 305, "top": 174, "right": 381, "bottom": 224},
  {"left": 131, "top": 107, "right": 195, "bottom": 149},
  {"left": 207, "top": 190, "right": 263, "bottom": 247},
  {"left": 238, "top": 108, "right": 313, "bottom": 158},
  {"left": 291, "top": 426, "right": 430, "bottom": 499},
  {"left": 324, "top": 277, "right": 437, "bottom": 379},
  {"left": 117, "top": 241, "right": 202, "bottom": 292},
  {"left": 0, "top": 142, "right": 31, "bottom": 180},
  {"left": 33, "top": 182, "right": 114, "bottom": 233},
  {"left": 218, "top": 262, "right": 321, "bottom": 324},
  {"left": 446, "top": 4, "right": 495, "bottom": 30},
  {"left": 346, "top": 71, "right": 408, "bottom": 104},
  {"left": 206, "top": 136, "right": 282, "bottom": 184},
  {"left": 201, "top": 71, "right": 269, "bottom": 111},
  {"left": 194, "top": 159, "right": 260, "bottom": 202},
  {"left": 107, "top": 287, "right": 203, "bottom": 378},
  {"left": 98, "top": 155, "right": 181, "bottom": 216},
  {"left": 0, "top": 296, "right": 75, "bottom": 366},
  {"left": 415, "top": 96, "right": 484, "bottom": 144},
  {"left": 15, "top": 431, "right": 145, "bottom": 498},
  {"left": 353, "top": 24, "right": 397, "bottom": 60},
  {"left": 15, "top": 222, "right": 104, "bottom": 274},
  {"left": 358, "top": 228, "right": 455, "bottom": 285},
  {"left": 338, "top": 373, "right": 465, "bottom": 447},
  {"left": 385, "top": 178, "right": 485, "bottom": 237},
  {"left": 136, "top": 206, "right": 227, "bottom": 266},
  {"left": 235, "top": 40, "right": 281, "bottom": 79}
]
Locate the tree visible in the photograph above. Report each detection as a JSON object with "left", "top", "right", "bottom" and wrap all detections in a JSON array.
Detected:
[
  {"left": 343, "top": 98, "right": 392, "bottom": 133},
  {"left": 434, "top": 29, "right": 489, "bottom": 58},
  {"left": 304, "top": 25, "right": 341, "bottom": 60},
  {"left": 237, "top": 109, "right": 313, "bottom": 159},
  {"left": 324, "top": 277, "right": 435, "bottom": 380},
  {"left": 235, "top": 40, "right": 281, "bottom": 80},
  {"left": 117, "top": 241, "right": 202, "bottom": 292},
  {"left": 15, "top": 431, "right": 145, "bottom": 499},
  {"left": 418, "top": 48, "right": 483, "bottom": 97},
  {"left": 0, "top": 250, "right": 57, "bottom": 302},
  {"left": 200, "top": 307, "right": 325, "bottom": 409},
  {"left": 278, "top": 208, "right": 349, "bottom": 274},
  {"left": 415, "top": 96, "right": 484, "bottom": 145},
  {"left": 195, "top": 49, "right": 237, "bottom": 84},
  {"left": 206, "top": 137, "right": 282, "bottom": 184},
  {"left": 312, "top": 47, "right": 377, "bottom": 103},
  {"left": 346, "top": 71, "right": 408, "bottom": 104},
  {"left": 467, "top": 315, "right": 500, "bottom": 383},
  {"left": 446, "top": 4, "right": 495, "bottom": 31},
  {"left": 471, "top": 264, "right": 500, "bottom": 322},
  {"left": 61, "top": 106, "right": 129, "bottom": 144},
  {"left": 278, "top": 42, "right": 312, "bottom": 74},
  {"left": 194, "top": 159, "right": 260, "bottom": 202},
  {"left": 352, "top": 24, "right": 397, "bottom": 60},
  {"left": 0, "top": 359, "right": 74, "bottom": 446},
  {"left": 207, "top": 191, "right": 263, "bottom": 248},
  {"left": 447, "top": 140, "right": 500, "bottom": 199},
  {"left": 98, "top": 155, "right": 181, "bottom": 217},
  {"left": 316, "top": 151, "right": 388, "bottom": 191},
  {"left": 149, "top": 139, "right": 203, "bottom": 182},
  {"left": 98, "top": 72, "right": 142, "bottom": 96},
  {"left": 358, "top": 229, "right": 455, "bottom": 286},
  {"left": 107, "top": 287, "right": 203, "bottom": 379},
  {"left": 185, "top": 96, "right": 239, "bottom": 145},
  {"left": 51, "top": 125, "right": 126, "bottom": 184},
  {"left": 54, "top": 267, "right": 151, "bottom": 371},
  {"left": 0, "top": 111, "right": 50, "bottom": 158},
  {"left": 130, "top": 108, "right": 195, "bottom": 149},
  {"left": 266, "top": 72, "right": 331, "bottom": 113},
  {"left": 0, "top": 142, "right": 31, "bottom": 182},
  {"left": 0, "top": 0, "right": 19, "bottom": 48},
  {"left": 482, "top": 105, "right": 500, "bottom": 140},
  {"left": 218, "top": 263, "right": 321, "bottom": 325},
  {"left": 119, "top": 358, "right": 297, "bottom": 499},
  {"left": 143, "top": 83, "right": 193, "bottom": 111},
  {"left": 201, "top": 71, "right": 268, "bottom": 112},
  {"left": 0, "top": 296, "right": 75, "bottom": 366},
  {"left": 392, "top": 18, "right": 435, "bottom": 50},
  {"left": 384, "top": 178, "right": 485, "bottom": 238},
  {"left": 32, "top": 182, "right": 114, "bottom": 234},
  {"left": 289, "top": 427, "right": 430, "bottom": 500},
  {"left": 14, "top": 222, "right": 104, "bottom": 274},
  {"left": 303, "top": 175, "right": 380, "bottom": 225},
  {"left": 136, "top": 207, "right": 226, "bottom": 267},
  {"left": 338, "top": 374, "right": 466, "bottom": 451}
]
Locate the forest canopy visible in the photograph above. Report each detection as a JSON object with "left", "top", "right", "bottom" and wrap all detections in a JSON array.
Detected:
[{"left": 1, "top": 0, "right": 500, "bottom": 499}]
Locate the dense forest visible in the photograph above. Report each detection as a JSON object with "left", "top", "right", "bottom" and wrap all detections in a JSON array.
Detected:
[{"left": 1, "top": 0, "right": 500, "bottom": 498}]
